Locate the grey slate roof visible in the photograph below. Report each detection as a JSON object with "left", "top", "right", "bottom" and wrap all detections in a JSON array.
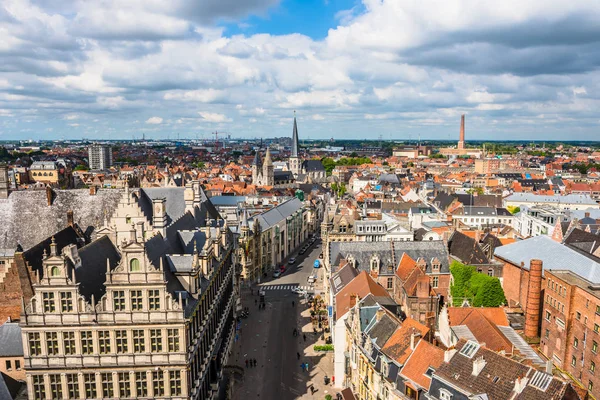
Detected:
[
  {"left": 76, "top": 235, "right": 121, "bottom": 302},
  {"left": 494, "top": 235, "right": 600, "bottom": 284},
  {"left": 248, "top": 198, "right": 303, "bottom": 232},
  {"left": 329, "top": 240, "right": 450, "bottom": 274},
  {"left": 0, "top": 322, "right": 23, "bottom": 357},
  {"left": 209, "top": 196, "right": 247, "bottom": 207},
  {"left": 330, "top": 263, "right": 360, "bottom": 295},
  {"left": 302, "top": 160, "right": 325, "bottom": 172},
  {"left": 274, "top": 170, "right": 294, "bottom": 182},
  {"left": 139, "top": 188, "right": 186, "bottom": 226},
  {"left": 0, "top": 189, "right": 121, "bottom": 250},
  {"left": 366, "top": 313, "right": 400, "bottom": 348},
  {"left": 504, "top": 193, "right": 598, "bottom": 205}
]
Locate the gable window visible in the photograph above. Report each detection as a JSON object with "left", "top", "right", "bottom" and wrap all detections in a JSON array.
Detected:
[
  {"left": 387, "top": 278, "right": 393, "bottom": 289},
  {"left": 60, "top": 292, "right": 73, "bottom": 312},
  {"left": 43, "top": 292, "right": 56, "bottom": 313},
  {"left": 130, "top": 258, "right": 140, "bottom": 272},
  {"left": 51, "top": 266, "right": 60, "bottom": 277},
  {"left": 113, "top": 290, "right": 126, "bottom": 311},
  {"left": 439, "top": 388, "right": 453, "bottom": 400},
  {"left": 131, "top": 290, "right": 143, "bottom": 311},
  {"left": 149, "top": 289, "right": 160, "bottom": 310}
]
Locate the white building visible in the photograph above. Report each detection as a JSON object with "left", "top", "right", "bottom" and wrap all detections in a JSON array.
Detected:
[
  {"left": 88, "top": 144, "right": 113, "bottom": 171},
  {"left": 504, "top": 193, "right": 600, "bottom": 210}
]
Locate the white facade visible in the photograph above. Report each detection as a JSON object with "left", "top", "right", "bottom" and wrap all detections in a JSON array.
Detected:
[{"left": 88, "top": 145, "right": 113, "bottom": 171}]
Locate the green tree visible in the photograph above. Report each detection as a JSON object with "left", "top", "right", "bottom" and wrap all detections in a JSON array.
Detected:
[
  {"left": 506, "top": 206, "right": 520, "bottom": 215},
  {"left": 74, "top": 165, "right": 89, "bottom": 171},
  {"left": 450, "top": 261, "right": 475, "bottom": 305}
]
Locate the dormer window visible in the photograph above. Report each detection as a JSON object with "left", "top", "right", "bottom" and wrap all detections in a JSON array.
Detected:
[
  {"left": 130, "top": 258, "right": 140, "bottom": 272},
  {"left": 50, "top": 267, "right": 60, "bottom": 277},
  {"left": 370, "top": 256, "right": 380, "bottom": 273}
]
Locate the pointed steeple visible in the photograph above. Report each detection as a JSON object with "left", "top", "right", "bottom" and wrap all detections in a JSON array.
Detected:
[
  {"left": 240, "top": 208, "right": 249, "bottom": 229},
  {"left": 252, "top": 151, "right": 262, "bottom": 167},
  {"left": 291, "top": 111, "right": 299, "bottom": 157},
  {"left": 264, "top": 146, "right": 273, "bottom": 166}
]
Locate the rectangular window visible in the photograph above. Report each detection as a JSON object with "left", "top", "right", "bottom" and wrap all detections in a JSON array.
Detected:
[
  {"left": 98, "top": 330, "right": 111, "bottom": 354},
  {"left": 133, "top": 329, "right": 145, "bottom": 353},
  {"left": 81, "top": 331, "right": 94, "bottom": 355},
  {"left": 556, "top": 318, "right": 565, "bottom": 329},
  {"left": 387, "top": 277, "right": 393, "bottom": 289},
  {"left": 545, "top": 311, "right": 551, "bottom": 321},
  {"left": 576, "top": 311, "right": 581, "bottom": 320},
  {"left": 5, "top": 360, "right": 10, "bottom": 370},
  {"left": 60, "top": 291, "right": 73, "bottom": 312},
  {"left": 153, "top": 371, "right": 164, "bottom": 396},
  {"left": 595, "top": 324, "right": 599, "bottom": 333},
  {"left": 169, "top": 370, "right": 182, "bottom": 396},
  {"left": 131, "top": 290, "right": 143, "bottom": 311},
  {"left": 29, "top": 332, "right": 41, "bottom": 356},
  {"left": 572, "top": 356, "right": 577, "bottom": 367},
  {"left": 113, "top": 290, "right": 126, "bottom": 311},
  {"left": 432, "top": 276, "right": 439, "bottom": 288},
  {"left": 574, "top": 338, "right": 579, "bottom": 348},
  {"left": 116, "top": 330, "right": 128, "bottom": 354},
  {"left": 46, "top": 332, "right": 59, "bottom": 355},
  {"left": 63, "top": 331, "right": 76, "bottom": 355},
  {"left": 32, "top": 375, "right": 45, "bottom": 400},
  {"left": 168, "top": 329, "right": 179, "bottom": 352},
  {"left": 591, "top": 361, "right": 596, "bottom": 373},
  {"left": 149, "top": 289, "right": 160, "bottom": 310},
  {"left": 545, "top": 329, "right": 550, "bottom": 339},
  {"left": 590, "top": 381, "right": 594, "bottom": 392},
  {"left": 597, "top": 305, "right": 600, "bottom": 315},
  {"left": 66, "top": 373, "right": 79, "bottom": 399},
  {"left": 593, "top": 341, "right": 598, "bottom": 354},
  {"left": 150, "top": 329, "right": 162, "bottom": 352},
  {"left": 50, "top": 375, "right": 63, "bottom": 399},
  {"left": 15, "top": 360, "right": 20, "bottom": 370},
  {"left": 135, "top": 372, "right": 147, "bottom": 397},
  {"left": 43, "top": 292, "right": 56, "bottom": 312},
  {"left": 101, "top": 373, "right": 113, "bottom": 398},
  {"left": 84, "top": 373, "right": 97, "bottom": 398},
  {"left": 118, "top": 372, "right": 131, "bottom": 398}
]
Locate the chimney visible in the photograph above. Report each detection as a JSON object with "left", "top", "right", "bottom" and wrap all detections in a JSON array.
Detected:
[
  {"left": 192, "top": 180, "right": 202, "bottom": 208},
  {"left": 184, "top": 182, "right": 194, "bottom": 213},
  {"left": 585, "top": 212, "right": 590, "bottom": 218},
  {"left": 67, "top": 210, "right": 74, "bottom": 227},
  {"left": 136, "top": 221, "right": 145, "bottom": 243},
  {"left": 458, "top": 114, "right": 466, "bottom": 150},
  {"left": 472, "top": 356, "right": 486, "bottom": 376},
  {"left": 375, "top": 308, "right": 385, "bottom": 322},
  {"left": 349, "top": 294, "right": 358, "bottom": 309},
  {"left": 89, "top": 185, "right": 97, "bottom": 195},
  {"left": 410, "top": 332, "right": 421, "bottom": 350},
  {"left": 152, "top": 198, "right": 167, "bottom": 236},
  {"left": 524, "top": 259, "right": 543, "bottom": 338},
  {"left": 545, "top": 360, "right": 553, "bottom": 374},
  {"left": 444, "top": 349, "right": 457, "bottom": 363},
  {"left": 513, "top": 376, "right": 529, "bottom": 394},
  {"left": 46, "top": 186, "right": 54, "bottom": 206}
]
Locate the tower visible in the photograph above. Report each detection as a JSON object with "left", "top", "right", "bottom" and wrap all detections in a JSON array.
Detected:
[
  {"left": 252, "top": 151, "right": 262, "bottom": 185},
  {"left": 458, "top": 114, "right": 465, "bottom": 150},
  {"left": 0, "top": 163, "right": 9, "bottom": 199},
  {"left": 289, "top": 112, "right": 301, "bottom": 177},
  {"left": 263, "top": 147, "right": 274, "bottom": 186}
]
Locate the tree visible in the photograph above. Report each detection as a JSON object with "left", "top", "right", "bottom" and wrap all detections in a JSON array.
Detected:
[
  {"left": 506, "top": 205, "right": 520, "bottom": 215},
  {"left": 450, "top": 260, "right": 506, "bottom": 307},
  {"left": 74, "top": 165, "right": 89, "bottom": 171}
]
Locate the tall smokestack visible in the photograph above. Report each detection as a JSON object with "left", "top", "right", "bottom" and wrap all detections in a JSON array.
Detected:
[
  {"left": 524, "top": 259, "right": 543, "bottom": 338},
  {"left": 458, "top": 114, "right": 465, "bottom": 149}
]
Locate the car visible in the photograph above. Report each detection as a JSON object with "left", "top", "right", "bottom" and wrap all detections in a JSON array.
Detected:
[
  {"left": 288, "top": 257, "right": 297, "bottom": 264},
  {"left": 299, "top": 248, "right": 306, "bottom": 255},
  {"left": 272, "top": 270, "right": 281, "bottom": 278},
  {"left": 291, "top": 287, "right": 307, "bottom": 295},
  {"left": 307, "top": 275, "right": 317, "bottom": 284},
  {"left": 279, "top": 265, "right": 286, "bottom": 273}
]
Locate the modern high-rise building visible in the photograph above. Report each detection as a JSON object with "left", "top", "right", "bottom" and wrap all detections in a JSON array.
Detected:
[{"left": 88, "top": 144, "right": 113, "bottom": 170}]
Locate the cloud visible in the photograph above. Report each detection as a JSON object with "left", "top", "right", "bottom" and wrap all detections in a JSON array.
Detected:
[
  {"left": 198, "top": 111, "right": 231, "bottom": 122},
  {"left": 146, "top": 117, "right": 163, "bottom": 124}
]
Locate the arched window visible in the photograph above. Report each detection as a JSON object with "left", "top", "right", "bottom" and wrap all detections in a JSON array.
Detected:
[
  {"left": 130, "top": 258, "right": 140, "bottom": 272},
  {"left": 126, "top": 216, "right": 132, "bottom": 224},
  {"left": 51, "top": 266, "right": 60, "bottom": 277}
]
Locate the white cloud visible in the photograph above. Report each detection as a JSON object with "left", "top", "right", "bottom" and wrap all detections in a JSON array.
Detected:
[
  {"left": 312, "top": 114, "right": 325, "bottom": 120},
  {"left": 198, "top": 112, "right": 231, "bottom": 122},
  {"left": 146, "top": 116, "right": 163, "bottom": 124}
]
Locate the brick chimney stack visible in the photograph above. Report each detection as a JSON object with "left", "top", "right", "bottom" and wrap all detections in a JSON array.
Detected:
[
  {"left": 46, "top": 186, "right": 54, "bottom": 206},
  {"left": 67, "top": 210, "right": 74, "bottom": 227},
  {"left": 525, "top": 259, "right": 543, "bottom": 338},
  {"left": 458, "top": 114, "right": 466, "bottom": 150},
  {"left": 349, "top": 294, "right": 358, "bottom": 309}
]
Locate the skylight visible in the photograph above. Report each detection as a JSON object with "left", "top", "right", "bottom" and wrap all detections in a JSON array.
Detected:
[
  {"left": 424, "top": 367, "right": 435, "bottom": 378},
  {"left": 459, "top": 340, "right": 480, "bottom": 358},
  {"left": 530, "top": 371, "right": 552, "bottom": 392}
]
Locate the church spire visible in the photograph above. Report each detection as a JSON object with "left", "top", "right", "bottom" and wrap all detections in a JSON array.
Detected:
[
  {"left": 291, "top": 111, "right": 299, "bottom": 158},
  {"left": 264, "top": 146, "right": 273, "bottom": 166}
]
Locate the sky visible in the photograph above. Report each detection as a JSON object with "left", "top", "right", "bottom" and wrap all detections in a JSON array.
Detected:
[{"left": 1, "top": 0, "right": 600, "bottom": 141}]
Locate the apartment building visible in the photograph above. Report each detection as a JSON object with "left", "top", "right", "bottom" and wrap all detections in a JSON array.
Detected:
[{"left": 88, "top": 144, "right": 113, "bottom": 171}]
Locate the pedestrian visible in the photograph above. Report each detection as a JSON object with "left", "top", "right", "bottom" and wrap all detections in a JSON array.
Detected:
[
  {"left": 303, "top": 333, "right": 306, "bottom": 342},
  {"left": 253, "top": 359, "right": 257, "bottom": 367},
  {"left": 310, "top": 385, "right": 315, "bottom": 395},
  {"left": 292, "top": 300, "right": 295, "bottom": 307},
  {"left": 255, "top": 299, "right": 257, "bottom": 305},
  {"left": 306, "top": 362, "right": 309, "bottom": 370},
  {"left": 248, "top": 360, "right": 252, "bottom": 368},
  {"left": 245, "top": 360, "right": 248, "bottom": 368},
  {"left": 300, "top": 363, "right": 304, "bottom": 371},
  {"left": 297, "top": 352, "right": 301, "bottom": 360}
]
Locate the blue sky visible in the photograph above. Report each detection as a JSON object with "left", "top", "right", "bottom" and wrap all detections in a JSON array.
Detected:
[{"left": 1, "top": 0, "right": 600, "bottom": 141}]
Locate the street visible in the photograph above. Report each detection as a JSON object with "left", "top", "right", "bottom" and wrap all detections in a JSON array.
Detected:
[{"left": 230, "top": 239, "right": 336, "bottom": 399}]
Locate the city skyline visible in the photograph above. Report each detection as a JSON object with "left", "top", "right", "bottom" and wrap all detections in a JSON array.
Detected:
[{"left": 1, "top": 0, "right": 600, "bottom": 141}]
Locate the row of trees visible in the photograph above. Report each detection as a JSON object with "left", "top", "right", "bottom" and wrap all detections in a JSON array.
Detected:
[
  {"left": 321, "top": 156, "right": 372, "bottom": 175},
  {"left": 450, "top": 261, "right": 506, "bottom": 307}
]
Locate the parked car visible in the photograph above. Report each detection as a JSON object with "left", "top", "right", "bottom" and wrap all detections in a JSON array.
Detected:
[
  {"left": 272, "top": 270, "right": 281, "bottom": 278},
  {"left": 289, "top": 257, "right": 297, "bottom": 264},
  {"left": 299, "top": 248, "right": 306, "bottom": 255},
  {"left": 307, "top": 275, "right": 317, "bottom": 284},
  {"left": 279, "top": 265, "right": 286, "bottom": 273}
]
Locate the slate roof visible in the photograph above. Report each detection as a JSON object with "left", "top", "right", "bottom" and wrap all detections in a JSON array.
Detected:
[
  {"left": 76, "top": 235, "right": 121, "bottom": 302},
  {"left": 456, "top": 194, "right": 503, "bottom": 208},
  {"left": 329, "top": 240, "right": 450, "bottom": 275},
  {"left": 365, "top": 312, "right": 401, "bottom": 348},
  {"left": 274, "top": 170, "right": 294, "bottom": 182},
  {"left": 302, "top": 160, "right": 325, "bottom": 172},
  {"left": 0, "top": 322, "right": 23, "bottom": 357},
  {"left": 504, "top": 193, "right": 598, "bottom": 206},
  {"left": 0, "top": 189, "right": 121, "bottom": 250},
  {"left": 138, "top": 188, "right": 187, "bottom": 226},
  {"left": 248, "top": 198, "right": 303, "bottom": 232},
  {"left": 563, "top": 228, "right": 600, "bottom": 254},
  {"left": 448, "top": 231, "right": 490, "bottom": 265},
  {"left": 433, "top": 191, "right": 455, "bottom": 211},
  {"left": 494, "top": 235, "right": 600, "bottom": 284},
  {"left": 330, "top": 263, "right": 360, "bottom": 295}
]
